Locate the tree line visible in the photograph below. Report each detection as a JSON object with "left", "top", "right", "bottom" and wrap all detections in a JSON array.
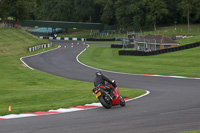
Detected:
[{"left": 0, "top": 0, "right": 200, "bottom": 31}]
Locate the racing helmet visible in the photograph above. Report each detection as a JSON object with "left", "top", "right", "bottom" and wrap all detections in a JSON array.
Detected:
[
  {"left": 112, "top": 80, "right": 116, "bottom": 84},
  {"left": 95, "top": 71, "right": 102, "bottom": 76}
]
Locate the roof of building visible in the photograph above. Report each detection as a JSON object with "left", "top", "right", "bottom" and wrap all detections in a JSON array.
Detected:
[{"left": 136, "top": 34, "right": 179, "bottom": 45}]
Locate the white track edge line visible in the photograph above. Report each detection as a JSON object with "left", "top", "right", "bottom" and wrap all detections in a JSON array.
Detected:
[
  {"left": 76, "top": 45, "right": 200, "bottom": 80},
  {"left": 126, "top": 90, "right": 150, "bottom": 102}
]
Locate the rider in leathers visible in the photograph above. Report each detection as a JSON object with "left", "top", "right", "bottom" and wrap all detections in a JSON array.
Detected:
[{"left": 94, "top": 71, "right": 116, "bottom": 99}]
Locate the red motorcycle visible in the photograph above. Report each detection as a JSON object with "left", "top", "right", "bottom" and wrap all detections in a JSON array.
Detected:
[{"left": 93, "top": 82, "right": 126, "bottom": 109}]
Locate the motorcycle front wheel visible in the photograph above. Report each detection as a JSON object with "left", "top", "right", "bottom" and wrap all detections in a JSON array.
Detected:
[
  {"left": 98, "top": 95, "right": 112, "bottom": 109},
  {"left": 119, "top": 96, "right": 126, "bottom": 106}
]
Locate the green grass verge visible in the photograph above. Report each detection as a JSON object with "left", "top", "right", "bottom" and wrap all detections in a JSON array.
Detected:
[
  {"left": 79, "top": 35, "right": 200, "bottom": 78},
  {"left": 143, "top": 24, "right": 200, "bottom": 37},
  {"left": 180, "top": 131, "right": 200, "bottom": 133},
  {"left": 177, "top": 34, "right": 200, "bottom": 46},
  {"left": 0, "top": 28, "right": 145, "bottom": 116}
]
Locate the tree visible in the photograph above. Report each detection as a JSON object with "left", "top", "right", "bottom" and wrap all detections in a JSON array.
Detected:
[
  {"left": 0, "top": 0, "right": 13, "bottom": 23},
  {"left": 143, "top": 0, "right": 168, "bottom": 31},
  {"left": 180, "top": 0, "right": 196, "bottom": 32},
  {"left": 95, "top": 0, "right": 116, "bottom": 25},
  {"left": 0, "top": 0, "right": 33, "bottom": 22},
  {"left": 73, "top": 0, "right": 95, "bottom": 22},
  {"left": 127, "top": 0, "right": 145, "bottom": 32},
  {"left": 33, "top": 0, "right": 97, "bottom": 22},
  {"left": 162, "top": 0, "right": 182, "bottom": 25},
  {"left": 10, "top": 0, "right": 31, "bottom": 22},
  {"left": 33, "top": 0, "right": 74, "bottom": 21},
  {"left": 194, "top": 0, "right": 200, "bottom": 22},
  {"left": 115, "top": 0, "right": 133, "bottom": 29},
  {"left": 28, "top": 0, "right": 45, "bottom": 20},
  {"left": 180, "top": 0, "right": 200, "bottom": 32}
]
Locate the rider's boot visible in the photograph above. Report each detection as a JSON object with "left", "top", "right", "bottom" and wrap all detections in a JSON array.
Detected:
[{"left": 110, "top": 91, "right": 116, "bottom": 99}]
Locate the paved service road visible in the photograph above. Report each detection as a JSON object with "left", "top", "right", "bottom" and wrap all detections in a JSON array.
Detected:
[{"left": 1, "top": 40, "right": 200, "bottom": 133}]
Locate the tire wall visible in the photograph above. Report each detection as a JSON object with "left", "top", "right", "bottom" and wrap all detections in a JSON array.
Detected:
[{"left": 118, "top": 42, "right": 200, "bottom": 56}]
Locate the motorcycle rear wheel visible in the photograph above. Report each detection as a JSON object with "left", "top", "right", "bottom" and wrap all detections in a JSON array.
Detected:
[{"left": 98, "top": 95, "right": 112, "bottom": 109}]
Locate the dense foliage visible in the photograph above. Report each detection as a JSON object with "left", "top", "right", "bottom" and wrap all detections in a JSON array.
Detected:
[{"left": 0, "top": 0, "right": 200, "bottom": 30}]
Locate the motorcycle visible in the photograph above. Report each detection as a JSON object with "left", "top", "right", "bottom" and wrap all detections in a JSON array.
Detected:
[{"left": 92, "top": 82, "right": 126, "bottom": 109}]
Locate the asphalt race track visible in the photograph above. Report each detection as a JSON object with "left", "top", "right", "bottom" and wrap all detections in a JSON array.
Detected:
[{"left": 1, "top": 40, "right": 200, "bottom": 133}]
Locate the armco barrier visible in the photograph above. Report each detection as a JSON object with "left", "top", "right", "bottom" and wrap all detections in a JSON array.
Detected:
[
  {"left": 40, "top": 36, "right": 86, "bottom": 41},
  {"left": 119, "top": 42, "right": 200, "bottom": 56},
  {"left": 40, "top": 36, "right": 124, "bottom": 42},
  {"left": 28, "top": 43, "right": 52, "bottom": 52}
]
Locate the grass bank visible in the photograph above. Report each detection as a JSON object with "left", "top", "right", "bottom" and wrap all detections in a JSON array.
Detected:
[
  {"left": 0, "top": 28, "right": 145, "bottom": 116},
  {"left": 143, "top": 24, "right": 200, "bottom": 37}
]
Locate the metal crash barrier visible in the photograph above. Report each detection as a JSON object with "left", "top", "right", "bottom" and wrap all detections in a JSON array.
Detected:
[{"left": 28, "top": 43, "right": 52, "bottom": 52}]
